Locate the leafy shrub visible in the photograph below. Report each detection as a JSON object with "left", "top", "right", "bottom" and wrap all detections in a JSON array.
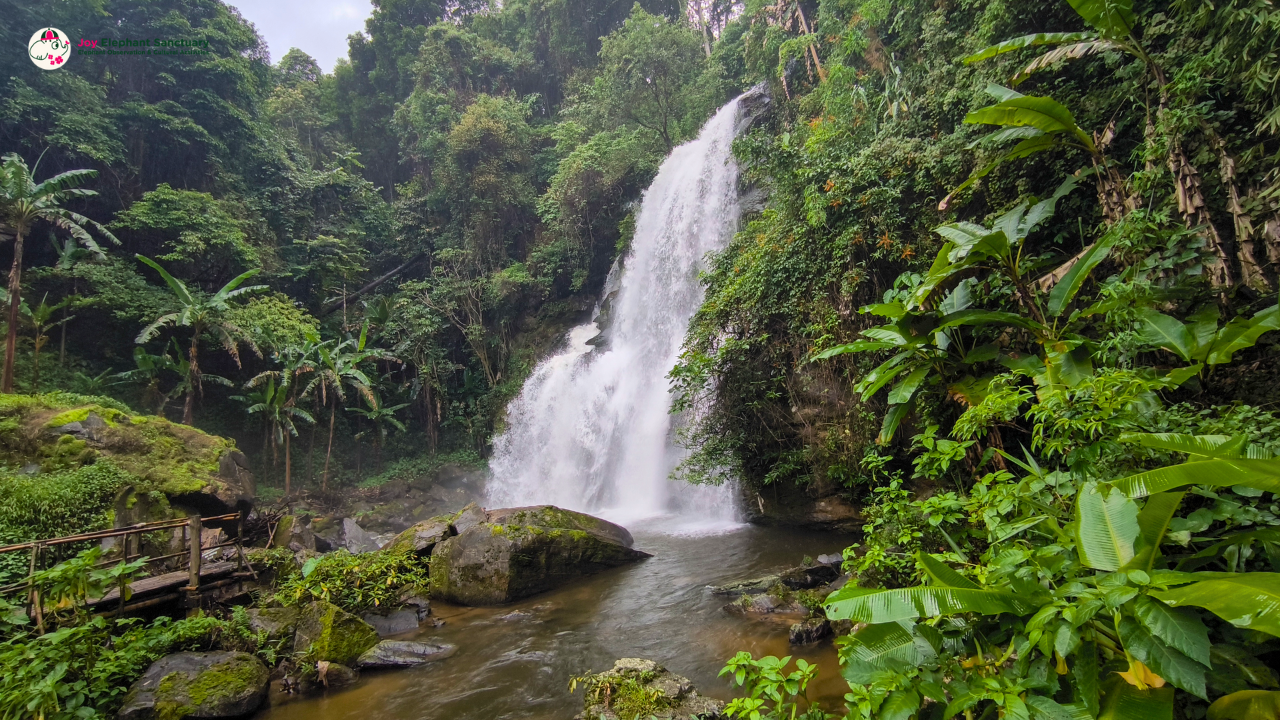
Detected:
[
  {"left": 273, "top": 549, "right": 428, "bottom": 613},
  {"left": 0, "top": 463, "right": 135, "bottom": 584},
  {"left": 0, "top": 614, "right": 222, "bottom": 720}
]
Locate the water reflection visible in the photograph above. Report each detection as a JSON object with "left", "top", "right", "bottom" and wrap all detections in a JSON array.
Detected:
[{"left": 255, "top": 526, "right": 853, "bottom": 720}]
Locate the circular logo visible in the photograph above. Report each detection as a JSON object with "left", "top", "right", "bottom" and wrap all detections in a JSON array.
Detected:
[{"left": 29, "top": 28, "right": 70, "bottom": 70}]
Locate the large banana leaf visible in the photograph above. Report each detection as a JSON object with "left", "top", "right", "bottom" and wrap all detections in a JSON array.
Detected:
[
  {"left": 1153, "top": 574, "right": 1280, "bottom": 638},
  {"left": 1127, "top": 491, "right": 1184, "bottom": 571},
  {"left": 1137, "top": 309, "right": 1196, "bottom": 362},
  {"left": 825, "top": 584, "right": 1036, "bottom": 623},
  {"left": 1047, "top": 236, "right": 1114, "bottom": 318},
  {"left": 965, "top": 96, "right": 1095, "bottom": 150},
  {"left": 1113, "top": 458, "right": 1280, "bottom": 498},
  {"left": 918, "top": 552, "right": 980, "bottom": 588},
  {"left": 841, "top": 621, "right": 937, "bottom": 684},
  {"left": 1208, "top": 691, "right": 1280, "bottom": 720},
  {"left": 887, "top": 364, "right": 930, "bottom": 404},
  {"left": 963, "top": 31, "right": 1098, "bottom": 64},
  {"left": 1013, "top": 40, "right": 1117, "bottom": 85},
  {"left": 1121, "top": 433, "right": 1256, "bottom": 459},
  {"left": 878, "top": 402, "right": 911, "bottom": 445},
  {"left": 1076, "top": 482, "right": 1139, "bottom": 571},
  {"left": 1067, "top": 0, "right": 1136, "bottom": 38},
  {"left": 810, "top": 340, "right": 896, "bottom": 360},
  {"left": 1205, "top": 305, "right": 1280, "bottom": 365}
]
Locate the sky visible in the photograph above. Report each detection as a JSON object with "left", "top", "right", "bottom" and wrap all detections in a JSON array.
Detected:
[{"left": 229, "top": 0, "right": 372, "bottom": 72}]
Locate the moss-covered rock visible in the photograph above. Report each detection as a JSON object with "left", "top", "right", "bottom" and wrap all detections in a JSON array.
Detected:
[
  {"left": 293, "top": 601, "right": 380, "bottom": 666},
  {"left": 244, "top": 607, "right": 299, "bottom": 640},
  {"left": 429, "top": 505, "right": 650, "bottom": 606},
  {"left": 117, "top": 651, "right": 269, "bottom": 720},
  {"left": 573, "top": 658, "right": 724, "bottom": 720},
  {"left": 0, "top": 393, "right": 253, "bottom": 510}
]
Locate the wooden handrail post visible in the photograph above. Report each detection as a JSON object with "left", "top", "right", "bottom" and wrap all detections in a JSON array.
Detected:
[{"left": 186, "top": 516, "right": 201, "bottom": 591}]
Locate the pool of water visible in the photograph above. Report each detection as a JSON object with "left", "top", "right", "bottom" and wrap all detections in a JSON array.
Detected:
[{"left": 255, "top": 524, "right": 853, "bottom": 720}]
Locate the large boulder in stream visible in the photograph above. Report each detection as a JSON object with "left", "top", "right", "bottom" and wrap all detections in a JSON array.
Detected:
[
  {"left": 429, "top": 505, "right": 650, "bottom": 605},
  {"left": 293, "top": 601, "right": 380, "bottom": 666},
  {"left": 118, "top": 651, "right": 269, "bottom": 720},
  {"left": 573, "top": 658, "right": 724, "bottom": 720},
  {"left": 357, "top": 639, "right": 457, "bottom": 668}
]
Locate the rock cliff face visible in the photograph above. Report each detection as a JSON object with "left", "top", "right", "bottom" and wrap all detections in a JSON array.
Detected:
[{"left": 428, "top": 505, "right": 651, "bottom": 606}]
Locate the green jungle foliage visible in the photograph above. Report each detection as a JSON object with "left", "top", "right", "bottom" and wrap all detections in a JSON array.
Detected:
[
  {"left": 679, "top": 0, "right": 1280, "bottom": 719},
  {"left": 0, "top": 0, "right": 733, "bottom": 494}
]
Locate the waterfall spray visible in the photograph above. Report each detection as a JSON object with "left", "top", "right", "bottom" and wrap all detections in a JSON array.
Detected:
[{"left": 486, "top": 91, "right": 762, "bottom": 532}]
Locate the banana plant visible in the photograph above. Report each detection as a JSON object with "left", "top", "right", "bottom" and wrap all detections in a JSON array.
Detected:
[
  {"left": 1136, "top": 303, "right": 1280, "bottom": 380},
  {"left": 963, "top": 0, "right": 1143, "bottom": 87},
  {"left": 940, "top": 85, "right": 1105, "bottom": 211},
  {"left": 825, "top": 433, "right": 1280, "bottom": 719},
  {"left": 815, "top": 175, "right": 1113, "bottom": 442}
]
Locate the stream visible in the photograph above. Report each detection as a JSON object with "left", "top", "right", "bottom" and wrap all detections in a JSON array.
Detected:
[{"left": 257, "top": 525, "right": 852, "bottom": 720}]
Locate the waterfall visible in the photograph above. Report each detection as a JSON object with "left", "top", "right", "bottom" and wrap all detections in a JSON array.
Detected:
[{"left": 486, "top": 92, "right": 759, "bottom": 532}]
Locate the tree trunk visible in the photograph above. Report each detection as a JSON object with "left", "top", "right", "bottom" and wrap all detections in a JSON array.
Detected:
[
  {"left": 284, "top": 432, "right": 292, "bottom": 496},
  {"left": 322, "top": 401, "right": 336, "bottom": 491},
  {"left": 59, "top": 318, "right": 66, "bottom": 367},
  {"left": 2, "top": 230, "right": 25, "bottom": 393},
  {"left": 182, "top": 333, "right": 200, "bottom": 425}
]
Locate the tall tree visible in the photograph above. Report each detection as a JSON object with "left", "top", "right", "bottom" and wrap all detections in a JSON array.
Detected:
[
  {"left": 134, "top": 255, "right": 266, "bottom": 424},
  {"left": 0, "top": 154, "right": 115, "bottom": 393}
]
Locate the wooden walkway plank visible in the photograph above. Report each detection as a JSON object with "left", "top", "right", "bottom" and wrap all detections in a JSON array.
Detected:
[{"left": 88, "top": 560, "right": 240, "bottom": 608}]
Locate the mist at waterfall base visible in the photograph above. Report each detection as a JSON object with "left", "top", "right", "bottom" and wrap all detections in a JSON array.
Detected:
[{"left": 487, "top": 94, "right": 755, "bottom": 533}]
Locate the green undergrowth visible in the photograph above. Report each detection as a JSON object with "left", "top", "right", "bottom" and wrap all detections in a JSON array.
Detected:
[{"left": 355, "top": 449, "right": 483, "bottom": 489}]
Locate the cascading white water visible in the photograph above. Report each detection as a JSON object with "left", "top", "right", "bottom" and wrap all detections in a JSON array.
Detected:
[{"left": 486, "top": 93, "right": 757, "bottom": 532}]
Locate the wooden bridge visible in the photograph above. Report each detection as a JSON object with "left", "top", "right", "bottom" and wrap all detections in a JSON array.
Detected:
[{"left": 0, "top": 513, "right": 256, "bottom": 630}]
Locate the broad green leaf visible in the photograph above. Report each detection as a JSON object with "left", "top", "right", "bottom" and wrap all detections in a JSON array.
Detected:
[
  {"left": 1113, "top": 458, "right": 1280, "bottom": 498},
  {"left": 811, "top": 341, "right": 894, "bottom": 360},
  {"left": 1028, "top": 696, "right": 1092, "bottom": 720},
  {"left": 1121, "top": 433, "right": 1254, "bottom": 459},
  {"left": 880, "top": 689, "right": 922, "bottom": 720},
  {"left": 1022, "top": 172, "right": 1085, "bottom": 236},
  {"left": 1074, "top": 641, "right": 1100, "bottom": 715},
  {"left": 1099, "top": 676, "right": 1173, "bottom": 720},
  {"left": 963, "top": 31, "right": 1099, "bottom": 64},
  {"left": 841, "top": 621, "right": 937, "bottom": 684},
  {"left": 1127, "top": 491, "right": 1184, "bottom": 571},
  {"left": 1048, "top": 237, "right": 1114, "bottom": 317},
  {"left": 1076, "top": 482, "right": 1140, "bottom": 571},
  {"left": 965, "top": 96, "right": 1095, "bottom": 150},
  {"left": 918, "top": 552, "right": 980, "bottom": 588},
  {"left": 854, "top": 354, "right": 911, "bottom": 400},
  {"left": 878, "top": 402, "right": 912, "bottom": 445},
  {"left": 1132, "top": 595, "right": 1210, "bottom": 666},
  {"left": 1137, "top": 309, "right": 1196, "bottom": 362},
  {"left": 1208, "top": 691, "right": 1280, "bottom": 720},
  {"left": 1187, "top": 305, "right": 1221, "bottom": 352},
  {"left": 1119, "top": 618, "right": 1207, "bottom": 698},
  {"left": 1067, "top": 0, "right": 1136, "bottom": 38},
  {"left": 1153, "top": 574, "right": 1280, "bottom": 638},
  {"left": 1206, "top": 305, "right": 1280, "bottom": 365},
  {"left": 995, "top": 515, "right": 1049, "bottom": 544},
  {"left": 887, "top": 365, "right": 930, "bottom": 404},
  {"left": 825, "top": 584, "right": 1036, "bottom": 623},
  {"left": 937, "top": 309, "right": 1039, "bottom": 330},
  {"left": 1210, "top": 645, "right": 1280, "bottom": 690}
]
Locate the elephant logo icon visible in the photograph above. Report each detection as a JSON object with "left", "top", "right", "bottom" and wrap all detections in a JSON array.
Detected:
[{"left": 29, "top": 28, "right": 70, "bottom": 70}]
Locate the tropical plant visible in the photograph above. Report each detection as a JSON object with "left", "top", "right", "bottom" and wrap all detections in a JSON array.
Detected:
[
  {"left": 300, "top": 328, "right": 384, "bottom": 490},
  {"left": 720, "top": 653, "right": 831, "bottom": 720},
  {"left": 134, "top": 255, "right": 266, "bottom": 424},
  {"left": 23, "top": 293, "right": 75, "bottom": 392},
  {"left": 1136, "top": 304, "right": 1280, "bottom": 380},
  {"left": 236, "top": 376, "right": 314, "bottom": 496},
  {"left": 349, "top": 388, "right": 408, "bottom": 472},
  {"left": 0, "top": 153, "right": 116, "bottom": 393},
  {"left": 817, "top": 432, "right": 1280, "bottom": 720}
]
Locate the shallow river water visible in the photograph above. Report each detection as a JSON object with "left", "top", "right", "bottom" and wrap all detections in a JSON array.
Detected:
[{"left": 255, "top": 525, "right": 852, "bottom": 720}]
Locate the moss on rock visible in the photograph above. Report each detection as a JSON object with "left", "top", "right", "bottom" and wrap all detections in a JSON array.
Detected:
[
  {"left": 118, "top": 651, "right": 268, "bottom": 720},
  {"left": 293, "top": 601, "right": 380, "bottom": 666}
]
